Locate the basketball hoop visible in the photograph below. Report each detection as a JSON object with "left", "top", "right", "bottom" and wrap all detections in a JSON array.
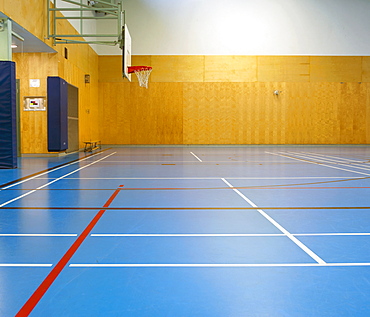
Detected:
[{"left": 128, "top": 66, "right": 153, "bottom": 88}]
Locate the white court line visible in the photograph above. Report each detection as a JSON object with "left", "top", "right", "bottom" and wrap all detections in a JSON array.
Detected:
[
  {"left": 190, "top": 152, "right": 203, "bottom": 162},
  {"left": 99, "top": 160, "right": 297, "bottom": 163},
  {"left": 0, "top": 264, "right": 53, "bottom": 267},
  {"left": 91, "top": 233, "right": 370, "bottom": 237},
  {"left": 69, "top": 263, "right": 370, "bottom": 268},
  {"left": 285, "top": 151, "right": 370, "bottom": 172},
  {"left": 43, "top": 177, "right": 361, "bottom": 180},
  {"left": 0, "top": 152, "right": 104, "bottom": 191},
  {"left": 101, "top": 161, "right": 203, "bottom": 163},
  {"left": 267, "top": 152, "right": 370, "bottom": 177},
  {"left": 0, "top": 234, "right": 77, "bottom": 237},
  {"left": 297, "top": 152, "right": 366, "bottom": 164},
  {"left": 294, "top": 233, "right": 370, "bottom": 236},
  {"left": 221, "top": 178, "right": 326, "bottom": 264},
  {"left": 0, "top": 152, "right": 116, "bottom": 208},
  {"left": 91, "top": 233, "right": 285, "bottom": 237}
]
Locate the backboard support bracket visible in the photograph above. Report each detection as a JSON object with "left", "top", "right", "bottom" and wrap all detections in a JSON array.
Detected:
[{"left": 47, "top": 0, "right": 125, "bottom": 47}]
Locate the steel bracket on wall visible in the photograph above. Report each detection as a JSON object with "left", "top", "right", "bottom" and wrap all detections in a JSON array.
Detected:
[{"left": 47, "top": 0, "right": 124, "bottom": 47}]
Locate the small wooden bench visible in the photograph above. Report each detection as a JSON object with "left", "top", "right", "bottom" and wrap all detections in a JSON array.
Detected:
[{"left": 83, "top": 140, "right": 101, "bottom": 152}]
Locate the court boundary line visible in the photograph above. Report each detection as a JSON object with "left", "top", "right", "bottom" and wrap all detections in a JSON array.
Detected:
[
  {"left": 285, "top": 151, "right": 370, "bottom": 172},
  {"left": 1, "top": 232, "right": 369, "bottom": 238},
  {"left": 4, "top": 186, "right": 369, "bottom": 191},
  {"left": 0, "top": 152, "right": 116, "bottom": 208},
  {"left": 0, "top": 149, "right": 110, "bottom": 190},
  {"left": 69, "top": 263, "right": 370, "bottom": 268},
  {"left": 90, "top": 233, "right": 370, "bottom": 237},
  {"left": 268, "top": 152, "right": 370, "bottom": 177},
  {"left": 295, "top": 151, "right": 368, "bottom": 164},
  {"left": 221, "top": 178, "right": 326, "bottom": 264},
  {"left": 91, "top": 233, "right": 286, "bottom": 237},
  {"left": 0, "top": 234, "right": 77, "bottom": 237},
  {"left": 0, "top": 264, "right": 53, "bottom": 267},
  {"left": 37, "top": 177, "right": 363, "bottom": 179},
  {"left": 97, "top": 160, "right": 304, "bottom": 163},
  {"left": 2, "top": 206, "right": 370, "bottom": 210}
]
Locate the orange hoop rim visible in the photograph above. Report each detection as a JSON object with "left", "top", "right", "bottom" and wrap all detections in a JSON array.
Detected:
[{"left": 127, "top": 66, "right": 152, "bottom": 74}]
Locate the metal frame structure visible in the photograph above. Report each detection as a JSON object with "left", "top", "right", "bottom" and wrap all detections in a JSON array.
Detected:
[{"left": 47, "top": 0, "right": 124, "bottom": 47}]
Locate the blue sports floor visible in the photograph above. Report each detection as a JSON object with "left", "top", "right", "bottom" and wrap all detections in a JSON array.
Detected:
[{"left": 1, "top": 146, "right": 370, "bottom": 316}]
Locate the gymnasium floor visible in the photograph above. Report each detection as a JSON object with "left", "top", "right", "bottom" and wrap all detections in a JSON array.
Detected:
[{"left": 1, "top": 145, "right": 370, "bottom": 316}]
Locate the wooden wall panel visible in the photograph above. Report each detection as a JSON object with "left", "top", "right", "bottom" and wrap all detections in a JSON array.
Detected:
[
  {"left": 151, "top": 56, "right": 204, "bottom": 83},
  {"left": 13, "top": 53, "right": 58, "bottom": 153},
  {"left": 99, "top": 83, "right": 183, "bottom": 145},
  {"left": 183, "top": 83, "right": 247, "bottom": 144},
  {"left": 308, "top": 83, "right": 340, "bottom": 144},
  {"left": 310, "top": 56, "right": 362, "bottom": 82},
  {"left": 204, "top": 56, "right": 257, "bottom": 82},
  {"left": 362, "top": 57, "right": 370, "bottom": 83},
  {"left": 99, "top": 56, "right": 125, "bottom": 83},
  {"left": 283, "top": 83, "right": 306, "bottom": 143},
  {"left": 99, "top": 83, "right": 131, "bottom": 144},
  {"left": 82, "top": 49, "right": 100, "bottom": 144},
  {"left": 367, "top": 83, "right": 370, "bottom": 142},
  {"left": 258, "top": 56, "right": 310, "bottom": 82},
  {"left": 338, "top": 83, "right": 367, "bottom": 144}
]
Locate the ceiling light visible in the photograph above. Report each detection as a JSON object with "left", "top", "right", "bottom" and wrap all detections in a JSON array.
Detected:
[{"left": 11, "top": 44, "right": 18, "bottom": 48}]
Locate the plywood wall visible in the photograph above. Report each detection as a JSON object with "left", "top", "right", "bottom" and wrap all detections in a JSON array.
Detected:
[
  {"left": 12, "top": 53, "right": 58, "bottom": 153},
  {"left": 99, "top": 55, "right": 370, "bottom": 145},
  {"left": 6, "top": 0, "right": 100, "bottom": 154},
  {"left": 14, "top": 48, "right": 99, "bottom": 154}
]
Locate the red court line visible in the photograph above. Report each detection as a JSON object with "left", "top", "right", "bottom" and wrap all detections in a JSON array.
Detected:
[{"left": 15, "top": 185, "right": 124, "bottom": 317}]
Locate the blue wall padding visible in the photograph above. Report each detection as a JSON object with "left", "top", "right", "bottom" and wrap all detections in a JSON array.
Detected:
[
  {"left": 47, "top": 77, "right": 68, "bottom": 152},
  {"left": 0, "top": 61, "right": 17, "bottom": 169}
]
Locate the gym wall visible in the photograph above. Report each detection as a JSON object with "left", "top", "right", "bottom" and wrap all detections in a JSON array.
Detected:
[
  {"left": 99, "top": 55, "right": 370, "bottom": 145},
  {"left": 97, "top": 0, "right": 370, "bottom": 145},
  {"left": 1, "top": 0, "right": 100, "bottom": 154}
]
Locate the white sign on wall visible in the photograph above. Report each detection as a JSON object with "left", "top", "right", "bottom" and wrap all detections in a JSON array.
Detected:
[{"left": 29, "top": 79, "right": 40, "bottom": 88}]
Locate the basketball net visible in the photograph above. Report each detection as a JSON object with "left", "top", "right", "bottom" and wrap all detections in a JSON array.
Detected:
[{"left": 128, "top": 66, "right": 153, "bottom": 89}]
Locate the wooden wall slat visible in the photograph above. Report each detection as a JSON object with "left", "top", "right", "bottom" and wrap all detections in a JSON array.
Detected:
[
  {"left": 362, "top": 57, "right": 370, "bottom": 83},
  {"left": 367, "top": 83, "right": 370, "bottom": 142},
  {"left": 99, "top": 56, "right": 125, "bottom": 83},
  {"left": 310, "top": 56, "right": 362, "bottom": 82},
  {"left": 204, "top": 56, "right": 257, "bottom": 82},
  {"left": 258, "top": 56, "right": 310, "bottom": 82},
  {"left": 151, "top": 56, "right": 204, "bottom": 83}
]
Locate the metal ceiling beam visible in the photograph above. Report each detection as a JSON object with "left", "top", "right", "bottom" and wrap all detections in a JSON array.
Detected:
[{"left": 47, "top": 0, "right": 124, "bottom": 47}]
